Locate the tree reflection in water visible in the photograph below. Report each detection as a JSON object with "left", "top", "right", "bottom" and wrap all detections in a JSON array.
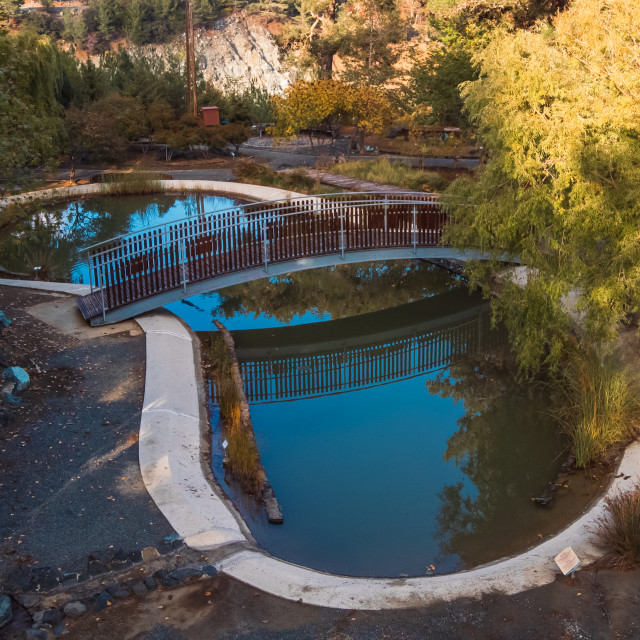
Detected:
[
  {"left": 212, "top": 260, "right": 461, "bottom": 324},
  {"left": 427, "top": 347, "right": 565, "bottom": 567}
]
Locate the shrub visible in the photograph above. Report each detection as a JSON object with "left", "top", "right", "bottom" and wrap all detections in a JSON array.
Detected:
[
  {"left": 98, "top": 172, "right": 163, "bottom": 196},
  {"left": 597, "top": 483, "right": 640, "bottom": 567},
  {"left": 553, "top": 347, "right": 640, "bottom": 468}
]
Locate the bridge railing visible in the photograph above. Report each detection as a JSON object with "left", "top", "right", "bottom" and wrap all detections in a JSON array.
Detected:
[{"left": 84, "top": 192, "right": 447, "bottom": 316}]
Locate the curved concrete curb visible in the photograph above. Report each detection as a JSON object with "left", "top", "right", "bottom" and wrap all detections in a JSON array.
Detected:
[
  {"left": 135, "top": 312, "right": 640, "bottom": 609},
  {"left": 0, "top": 180, "right": 306, "bottom": 207},
  {"left": 0, "top": 279, "right": 91, "bottom": 296},
  {"left": 136, "top": 314, "right": 247, "bottom": 550}
]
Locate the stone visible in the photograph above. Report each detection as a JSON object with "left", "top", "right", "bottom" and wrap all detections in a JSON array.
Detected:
[
  {"left": 105, "top": 585, "right": 129, "bottom": 600},
  {"left": 141, "top": 546, "right": 159, "bottom": 562},
  {"left": 0, "top": 594, "right": 13, "bottom": 629},
  {"left": 26, "top": 630, "right": 48, "bottom": 640},
  {"left": 109, "top": 549, "right": 132, "bottom": 570},
  {"left": 88, "top": 549, "right": 116, "bottom": 565},
  {"left": 152, "top": 570, "right": 178, "bottom": 588},
  {"left": 32, "top": 566, "right": 60, "bottom": 591},
  {"left": 87, "top": 559, "right": 108, "bottom": 577},
  {"left": 19, "top": 595, "right": 40, "bottom": 609},
  {"left": 76, "top": 571, "right": 90, "bottom": 583},
  {"left": 3, "top": 366, "right": 29, "bottom": 392},
  {"left": 200, "top": 565, "right": 218, "bottom": 578},
  {"left": 0, "top": 311, "right": 11, "bottom": 328},
  {"left": 168, "top": 567, "right": 203, "bottom": 582},
  {"left": 156, "top": 543, "right": 174, "bottom": 556},
  {"left": 53, "top": 625, "right": 70, "bottom": 637},
  {"left": 128, "top": 550, "right": 143, "bottom": 564},
  {"left": 63, "top": 602, "right": 87, "bottom": 619},
  {"left": 32, "top": 611, "right": 45, "bottom": 625},
  {"left": 94, "top": 591, "right": 113, "bottom": 612},
  {"left": 143, "top": 576, "right": 157, "bottom": 591},
  {"left": 42, "top": 608, "right": 63, "bottom": 626},
  {"left": 4, "top": 393, "right": 22, "bottom": 406},
  {"left": 131, "top": 582, "right": 147, "bottom": 597}
]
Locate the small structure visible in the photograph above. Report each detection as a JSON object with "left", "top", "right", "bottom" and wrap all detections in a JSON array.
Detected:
[{"left": 201, "top": 106, "right": 220, "bottom": 127}]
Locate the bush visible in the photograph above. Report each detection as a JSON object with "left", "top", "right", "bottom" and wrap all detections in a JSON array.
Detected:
[
  {"left": 233, "top": 159, "right": 337, "bottom": 195},
  {"left": 553, "top": 347, "right": 640, "bottom": 468},
  {"left": 597, "top": 483, "right": 640, "bottom": 567},
  {"left": 329, "top": 157, "right": 449, "bottom": 192}
]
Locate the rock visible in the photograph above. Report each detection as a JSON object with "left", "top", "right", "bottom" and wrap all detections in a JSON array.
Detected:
[
  {"left": 32, "top": 566, "right": 60, "bottom": 591},
  {"left": 19, "top": 594, "right": 40, "bottom": 609},
  {"left": 168, "top": 567, "right": 203, "bottom": 582},
  {"left": 143, "top": 576, "right": 157, "bottom": 591},
  {"left": 109, "top": 549, "right": 132, "bottom": 570},
  {"left": 152, "top": 570, "right": 179, "bottom": 588},
  {"left": 4, "top": 392, "right": 22, "bottom": 406},
  {"left": 88, "top": 549, "right": 116, "bottom": 565},
  {"left": 131, "top": 582, "right": 148, "bottom": 597},
  {"left": 200, "top": 565, "right": 218, "bottom": 578},
  {"left": 128, "top": 550, "right": 143, "bottom": 564},
  {"left": 3, "top": 366, "right": 29, "bottom": 392},
  {"left": 76, "top": 571, "right": 90, "bottom": 583},
  {"left": 32, "top": 611, "right": 45, "bottom": 625},
  {"left": 42, "top": 608, "right": 63, "bottom": 626},
  {"left": 53, "top": 624, "right": 70, "bottom": 637},
  {"left": 87, "top": 559, "right": 109, "bottom": 576},
  {"left": 63, "top": 602, "right": 87, "bottom": 619},
  {"left": 0, "top": 311, "right": 11, "bottom": 328},
  {"left": 94, "top": 591, "right": 113, "bottom": 612},
  {"left": 105, "top": 585, "right": 129, "bottom": 600},
  {"left": 141, "top": 546, "right": 159, "bottom": 562},
  {"left": 0, "top": 594, "right": 13, "bottom": 629},
  {"left": 26, "top": 630, "right": 48, "bottom": 640}
]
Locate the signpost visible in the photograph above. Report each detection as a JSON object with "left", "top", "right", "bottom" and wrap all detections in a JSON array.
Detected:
[{"left": 554, "top": 547, "right": 581, "bottom": 577}]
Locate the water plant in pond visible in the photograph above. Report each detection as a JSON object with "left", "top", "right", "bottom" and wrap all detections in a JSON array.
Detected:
[
  {"left": 597, "top": 482, "right": 640, "bottom": 568},
  {"left": 552, "top": 347, "right": 640, "bottom": 469},
  {"left": 207, "top": 333, "right": 263, "bottom": 494},
  {"left": 98, "top": 172, "right": 164, "bottom": 196}
]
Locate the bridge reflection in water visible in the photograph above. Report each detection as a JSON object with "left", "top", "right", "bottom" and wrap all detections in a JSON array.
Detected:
[{"left": 214, "top": 288, "right": 504, "bottom": 404}]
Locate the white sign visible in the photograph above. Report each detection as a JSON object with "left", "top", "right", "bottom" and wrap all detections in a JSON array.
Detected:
[
  {"left": 222, "top": 439, "right": 229, "bottom": 450},
  {"left": 554, "top": 547, "right": 581, "bottom": 576}
]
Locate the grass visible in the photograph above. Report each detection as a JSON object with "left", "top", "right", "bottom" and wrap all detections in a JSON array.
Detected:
[
  {"left": 328, "top": 157, "right": 449, "bottom": 192},
  {"left": 553, "top": 347, "right": 640, "bottom": 468},
  {"left": 234, "top": 159, "right": 339, "bottom": 195},
  {"left": 208, "top": 334, "right": 263, "bottom": 494},
  {"left": 597, "top": 482, "right": 640, "bottom": 567},
  {"left": 98, "top": 171, "right": 164, "bottom": 196}
]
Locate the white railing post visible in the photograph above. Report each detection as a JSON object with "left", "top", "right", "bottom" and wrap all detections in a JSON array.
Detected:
[
  {"left": 98, "top": 265, "right": 106, "bottom": 324},
  {"left": 384, "top": 195, "right": 388, "bottom": 234},
  {"left": 339, "top": 212, "right": 345, "bottom": 259},
  {"left": 87, "top": 251, "right": 94, "bottom": 293},
  {"left": 262, "top": 223, "right": 269, "bottom": 273},
  {"left": 180, "top": 237, "right": 188, "bottom": 293},
  {"left": 412, "top": 206, "right": 417, "bottom": 254}
]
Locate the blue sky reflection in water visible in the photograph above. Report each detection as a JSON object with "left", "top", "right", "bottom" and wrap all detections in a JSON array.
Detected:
[{"left": 199, "top": 263, "right": 569, "bottom": 578}]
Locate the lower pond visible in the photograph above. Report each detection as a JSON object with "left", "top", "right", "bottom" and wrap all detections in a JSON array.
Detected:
[{"left": 198, "top": 261, "right": 603, "bottom": 578}]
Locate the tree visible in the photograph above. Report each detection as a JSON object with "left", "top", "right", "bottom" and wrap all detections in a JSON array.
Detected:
[
  {"left": 445, "top": 0, "right": 640, "bottom": 375},
  {"left": 0, "top": 0, "right": 22, "bottom": 23}
]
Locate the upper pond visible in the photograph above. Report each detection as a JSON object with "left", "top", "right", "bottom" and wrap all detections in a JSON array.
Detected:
[{"left": 10, "top": 194, "right": 603, "bottom": 577}]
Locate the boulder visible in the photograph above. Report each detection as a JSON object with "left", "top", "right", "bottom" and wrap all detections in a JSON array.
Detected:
[
  {"left": 131, "top": 582, "right": 147, "bottom": 597},
  {"left": 0, "top": 594, "right": 13, "bottom": 629},
  {"left": 53, "top": 624, "right": 70, "bottom": 637},
  {"left": 3, "top": 366, "right": 30, "bottom": 392},
  {"left": 141, "top": 546, "right": 159, "bottom": 562},
  {"left": 42, "top": 608, "right": 63, "bottom": 626},
  {"left": 94, "top": 591, "right": 113, "bottom": 612},
  {"left": 63, "top": 602, "right": 87, "bottom": 619},
  {"left": 26, "top": 630, "right": 48, "bottom": 640},
  {"left": 105, "top": 585, "right": 129, "bottom": 600}
]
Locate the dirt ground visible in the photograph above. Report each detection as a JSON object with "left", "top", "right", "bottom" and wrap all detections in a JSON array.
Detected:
[{"left": 2, "top": 285, "right": 640, "bottom": 639}]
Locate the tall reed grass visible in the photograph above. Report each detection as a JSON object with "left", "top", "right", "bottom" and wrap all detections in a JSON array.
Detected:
[
  {"left": 597, "top": 482, "right": 640, "bottom": 567},
  {"left": 329, "top": 157, "right": 449, "bottom": 192},
  {"left": 208, "top": 334, "right": 263, "bottom": 494},
  {"left": 553, "top": 347, "right": 640, "bottom": 468},
  {"left": 98, "top": 172, "right": 163, "bottom": 196}
]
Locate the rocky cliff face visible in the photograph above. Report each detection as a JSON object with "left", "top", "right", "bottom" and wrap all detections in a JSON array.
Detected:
[{"left": 196, "top": 15, "right": 295, "bottom": 95}]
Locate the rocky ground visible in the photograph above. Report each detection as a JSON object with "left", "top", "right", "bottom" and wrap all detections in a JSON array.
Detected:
[{"left": 2, "top": 285, "right": 640, "bottom": 639}]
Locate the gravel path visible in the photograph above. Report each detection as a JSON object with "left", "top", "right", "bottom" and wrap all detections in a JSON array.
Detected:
[{"left": 0, "top": 287, "right": 174, "bottom": 584}]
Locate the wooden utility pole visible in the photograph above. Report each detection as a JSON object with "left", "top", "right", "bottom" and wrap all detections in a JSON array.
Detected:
[{"left": 185, "top": 0, "right": 197, "bottom": 118}]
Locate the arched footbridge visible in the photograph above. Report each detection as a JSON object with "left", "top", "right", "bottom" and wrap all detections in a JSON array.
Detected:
[
  {"left": 217, "top": 291, "right": 504, "bottom": 404},
  {"left": 77, "top": 192, "right": 482, "bottom": 326}
]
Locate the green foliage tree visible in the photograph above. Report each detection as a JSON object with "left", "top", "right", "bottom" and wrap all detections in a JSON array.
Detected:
[
  {"left": 445, "top": 0, "right": 640, "bottom": 375},
  {"left": 0, "top": 0, "right": 22, "bottom": 23}
]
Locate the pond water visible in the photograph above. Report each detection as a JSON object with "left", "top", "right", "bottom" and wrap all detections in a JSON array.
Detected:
[
  {"left": 9, "top": 194, "right": 603, "bottom": 577},
  {"left": 0, "top": 194, "right": 241, "bottom": 284},
  {"left": 198, "top": 262, "right": 602, "bottom": 578}
]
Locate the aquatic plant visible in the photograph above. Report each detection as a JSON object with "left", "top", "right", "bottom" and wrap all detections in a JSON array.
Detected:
[
  {"left": 553, "top": 347, "right": 640, "bottom": 468},
  {"left": 98, "top": 172, "right": 163, "bottom": 196},
  {"left": 597, "top": 482, "right": 640, "bottom": 567}
]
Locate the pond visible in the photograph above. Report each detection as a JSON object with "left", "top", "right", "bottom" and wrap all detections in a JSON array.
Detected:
[
  {"left": 198, "top": 261, "right": 604, "bottom": 578},
  {"left": 0, "top": 194, "right": 241, "bottom": 283},
  {"left": 5, "top": 193, "right": 604, "bottom": 577}
]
